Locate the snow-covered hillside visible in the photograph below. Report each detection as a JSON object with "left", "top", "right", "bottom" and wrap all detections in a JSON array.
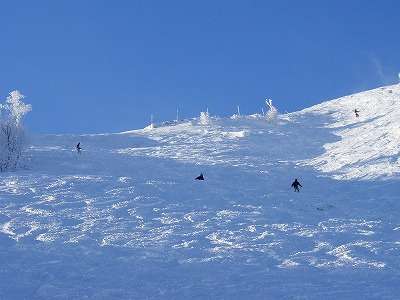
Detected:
[
  {"left": 299, "top": 84, "right": 400, "bottom": 180},
  {"left": 0, "top": 84, "right": 399, "bottom": 299}
]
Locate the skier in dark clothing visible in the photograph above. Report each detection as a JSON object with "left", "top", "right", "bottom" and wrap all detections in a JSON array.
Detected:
[
  {"left": 76, "top": 142, "right": 82, "bottom": 154},
  {"left": 354, "top": 109, "right": 360, "bottom": 117},
  {"left": 291, "top": 178, "right": 302, "bottom": 192},
  {"left": 195, "top": 173, "right": 204, "bottom": 180}
]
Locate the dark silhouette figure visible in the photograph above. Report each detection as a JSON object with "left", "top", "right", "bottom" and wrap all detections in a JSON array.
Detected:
[
  {"left": 354, "top": 109, "right": 360, "bottom": 117},
  {"left": 291, "top": 178, "right": 302, "bottom": 192},
  {"left": 76, "top": 142, "right": 82, "bottom": 154},
  {"left": 195, "top": 173, "right": 204, "bottom": 180}
]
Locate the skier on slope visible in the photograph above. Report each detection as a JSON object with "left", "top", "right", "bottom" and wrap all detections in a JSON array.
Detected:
[
  {"left": 76, "top": 142, "right": 82, "bottom": 154},
  {"left": 354, "top": 109, "right": 360, "bottom": 117},
  {"left": 291, "top": 178, "right": 302, "bottom": 192},
  {"left": 195, "top": 173, "right": 204, "bottom": 180}
]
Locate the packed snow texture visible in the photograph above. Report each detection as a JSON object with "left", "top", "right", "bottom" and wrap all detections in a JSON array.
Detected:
[{"left": 0, "top": 84, "right": 400, "bottom": 299}]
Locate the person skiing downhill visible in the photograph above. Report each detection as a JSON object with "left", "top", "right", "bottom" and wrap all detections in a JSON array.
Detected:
[
  {"left": 291, "top": 178, "right": 302, "bottom": 192},
  {"left": 76, "top": 142, "right": 82, "bottom": 154},
  {"left": 354, "top": 109, "right": 360, "bottom": 117}
]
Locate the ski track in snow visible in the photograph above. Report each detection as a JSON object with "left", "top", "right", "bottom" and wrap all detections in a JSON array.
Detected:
[{"left": 0, "top": 84, "right": 400, "bottom": 299}]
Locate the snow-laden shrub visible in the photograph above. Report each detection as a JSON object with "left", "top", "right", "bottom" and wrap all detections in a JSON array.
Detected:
[
  {"left": 144, "top": 114, "right": 156, "bottom": 130},
  {"left": 230, "top": 106, "right": 241, "bottom": 119},
  {"left": 265, "top": 99, "right": 278, "bottom": 121},
  {"left": 199, "top": 111, "right": 211, "bottom": 125},
  {"left": 0, "top": 90, "right": 32, "bottom": 172}
]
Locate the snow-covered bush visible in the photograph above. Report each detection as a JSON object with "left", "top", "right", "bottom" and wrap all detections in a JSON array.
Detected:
[
  {"left": 230, "top": 106, "right": 241, "bottom": 120},
  {"left": 0, "top": 90, "right": 32, "bottom": 172},
  {"left": 145, "top": 114, "right": 156, "bottom": 130},
  {"left": 265, "top": 99, "right": 278, "bottom": 121},
  {"left": 199, "top": 110, "right": 211, "bottom": 125}
]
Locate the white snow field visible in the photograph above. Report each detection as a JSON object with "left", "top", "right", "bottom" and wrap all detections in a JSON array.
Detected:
[{"left": 1, "top": 84, "right": 400, "bottom": 299}]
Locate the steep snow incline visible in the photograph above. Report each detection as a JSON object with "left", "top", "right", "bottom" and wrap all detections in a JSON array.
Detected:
[
  {"left": 298, "top": 84, "right": 400, "bottom": 179},
  {"left": 0, "top": 84, "right": 399, "bottom": 299}
]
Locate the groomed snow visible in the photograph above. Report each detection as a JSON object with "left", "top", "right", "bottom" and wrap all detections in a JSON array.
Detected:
[{"left": 0, "top": 84, "right": 399, "bottom": 299}]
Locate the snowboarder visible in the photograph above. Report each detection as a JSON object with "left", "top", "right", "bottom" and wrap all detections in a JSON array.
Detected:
[
  {"left": 354, "top": 109, "right": 360, "bottom": 117},
  {"left": 195, "top": 173, "right": 204, "bottom": 180},
  {"left": 291, "top": 178, "right": 302, "bottom": 192},
  {"left": 76, "top": 142, "right": 82, "bottom": 154}
]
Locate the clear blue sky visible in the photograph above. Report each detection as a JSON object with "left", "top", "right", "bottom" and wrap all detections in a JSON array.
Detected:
[{"left": 1, "top": 0, "right": 399, "bottom": 133}]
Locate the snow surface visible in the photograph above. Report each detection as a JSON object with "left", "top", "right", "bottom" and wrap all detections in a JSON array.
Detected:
[{"left": 1, "top": 84, "right": 400, "bottom": 299}]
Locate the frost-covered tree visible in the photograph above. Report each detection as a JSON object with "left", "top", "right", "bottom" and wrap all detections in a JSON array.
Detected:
[
  {"left": 148, "top": 114, "right": 155, "bottom": 129},
  {"left": 230, "top": 106, "right": 241, "bottom": 119},
  {"left": 199, "top": 109, "right": 211, "bottom": 125},
  {"left": 0, "top": 90, "right": 32, "bottom": 171},
  {"left": 265, "top": 99, "right": 278, "bottom": 121}
]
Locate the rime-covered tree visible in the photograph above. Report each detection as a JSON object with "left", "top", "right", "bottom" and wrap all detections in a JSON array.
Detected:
[
  {"left": 265, "top": 99, "right": 278, "bottom": 121},
  {"left": 0, "top": 90, "right": 32, "bottom": 171},
  {"left": 199, "top": 110, "right": 211, "bottom": 125}
]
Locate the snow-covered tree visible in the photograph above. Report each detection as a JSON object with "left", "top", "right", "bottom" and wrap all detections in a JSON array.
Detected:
[
  {"left": 0, "top": 90, "right": 32, "bottom": 172},
  {"left": 265, "top": 99, "right": 278, "bottom": 121},
  {"left": 199, "top": 110, "right": 211, "bottom": 125},
  {"left": 230, "top": 106, "right": 241, "bottom": 119},
  {"left": 148, "top": 114, "right": 155, "bottom": 129}
]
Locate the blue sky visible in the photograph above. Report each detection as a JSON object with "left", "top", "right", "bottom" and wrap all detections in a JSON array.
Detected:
[{"left": 1, "top": 0, "right": 399, "bottom": 133}]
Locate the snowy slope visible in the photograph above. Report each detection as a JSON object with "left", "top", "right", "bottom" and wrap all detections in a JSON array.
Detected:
[
  {"left": 299, "top": 84, "right": 400, "bottom": 180},
  {"left": 0, "top": 84, "right": 399, "bottom": 299}
]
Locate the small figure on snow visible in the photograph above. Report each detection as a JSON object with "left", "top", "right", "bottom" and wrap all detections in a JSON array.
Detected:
[
  {"left": 76, "top": 142, "right": 82, "bottom": 154},
  {"left": 291, "top": 178, "right": 302, "bottom": 192},
  {"left": 195, "top": 173, "right": 204, "bottom": 180},
  {"left": 354, "top": 109, "right": 360, "bottom": 117}
]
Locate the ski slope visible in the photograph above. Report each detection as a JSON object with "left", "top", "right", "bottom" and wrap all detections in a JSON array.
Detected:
[{"left": 0, "top": 84, "right": 399, "bottom": 299}]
